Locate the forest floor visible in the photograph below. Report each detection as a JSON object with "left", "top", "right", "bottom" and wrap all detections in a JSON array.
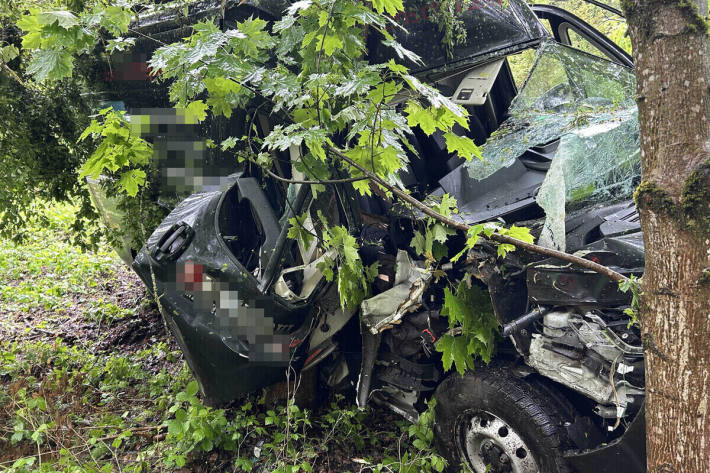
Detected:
[{"left": 0, "top": 203, "right": 445, "bottom": 473}]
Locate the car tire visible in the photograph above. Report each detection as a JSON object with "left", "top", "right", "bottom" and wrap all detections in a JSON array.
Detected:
[{"left": 433, "top": 366, "right": 572, "bottom": 473}]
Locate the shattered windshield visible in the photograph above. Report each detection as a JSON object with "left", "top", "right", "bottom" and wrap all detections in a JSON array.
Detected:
[{"left": 464, "top": 41, "right": 639, "bottom": 251}]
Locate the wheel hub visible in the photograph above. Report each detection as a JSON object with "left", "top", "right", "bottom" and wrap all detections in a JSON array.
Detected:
[{"left": 458, "top": 411, "right": 539, "bottom": 473}]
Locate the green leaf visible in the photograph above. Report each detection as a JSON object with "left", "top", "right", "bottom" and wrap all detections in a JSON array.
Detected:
[
  {"left": 365, "top": 261, "right": 380, "bottom": 282},
  {"left": 200, "top": 438, "right": 214, "bottom": 452},
  {"left": 99, "top": 6, "right": 133, "bottom": 36},
  {"left": 410, "top": 230, "right": 427, "bottom": 256},
  {"left": 26, "top": 48, "right": 72, "bottom": 82},
  {"left": 185, "top": 380, "right": 199, "bottom": 397},
  {"left": 17, "top": 12, "right": 41, "bottom": 33},
  {"left": 1, "top": 45, "right": 19, "bottom": 62},
  {"left": 287, "top": 213, "right": 314, "bottom": 251},
  {"left": 379, "top": 146, "right": 401, "bottom": 174},
  {"left": 367, "top": 80, "right": 401, "bottom": 104},
  {"left": 438, "top": 281, "right": 497, "bottom": 373},
  {"left": 381, "top": 39, "right": 422, "bottom": 65},
  {"left": 117, "top": 169, "right": 146, "bottom": 197},
  {"left": 368, "top": 0, "right": 404, "bottom": 16},
  {"left": 504, "top": 225, "right": 534, "bottom": 244},
  {"left": 321, "top": 34, "right": 343, "bottom": 56},
  {"left": 352, "top": 178, "right": 371, "bottom": 196},
  {"left": 184, "top": 100, "right": 208, "bottom": 123},
  {"left": 174, "top": 408, "right": 187, "bottom": 422},
  {"left": 220, "top": 136, "right": 238, "bottom": 150},
  {"left": 434, "top": 193, "right": 458, "bottom": 218},
  {"left": 306, "top": 138, "right": 326, "bottom": 161},
  {"left": 37, "top": 11, "right": 79, "bottom": 29},
  {"left": 431, "top": 223, "right": 454, "bottom": 244},
  {"left": 435, "top": 334, "right": 469, "bottom": 375},
  {"left": 166, "top": 419, "right": 183, "bottom": 435},
  {"left": 496, "top": 243, "right": 516, "bottom": 258},
  {"left": 405, "top": 102, "right": 437, "bottom": 136},
  {"left": 443, "top": 132, "right": 481, "bottom": 161}
]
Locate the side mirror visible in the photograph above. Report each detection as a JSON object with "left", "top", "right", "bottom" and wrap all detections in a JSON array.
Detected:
[{"left": 235, "top": 178, "right": 281, "bottom": 264}]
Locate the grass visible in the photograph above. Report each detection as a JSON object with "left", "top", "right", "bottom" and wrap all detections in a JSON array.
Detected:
[{"left": 0, "top": 202, "right": 446, "bottom": 473}]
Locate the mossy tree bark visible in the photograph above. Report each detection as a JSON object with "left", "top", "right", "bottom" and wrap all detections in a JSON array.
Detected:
[{"left": 623, "top": 0, "right": 710, "bottom": 471}]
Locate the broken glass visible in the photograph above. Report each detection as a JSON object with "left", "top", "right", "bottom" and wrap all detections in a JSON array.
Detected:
[
  {"left": 465, "top": 41, "right": 639, "bottom": 250},
  {"left": 536, "top": 107, "right": 640, "bottom": 250}
]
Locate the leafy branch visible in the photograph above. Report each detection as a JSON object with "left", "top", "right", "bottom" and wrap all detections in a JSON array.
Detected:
[
  {"left": 330, "top": 145, "right": 630, "bottom": 282},
  {"left": 77, "top": 108, "right": 153, "bottom": 197}
]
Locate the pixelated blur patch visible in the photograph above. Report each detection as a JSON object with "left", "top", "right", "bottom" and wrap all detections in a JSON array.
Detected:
[
  {"left": 128, "top": 108, "right": 239, "bottom": 193},
  {"left": 167, "top": 261, "right": 290, "bottom": 363},
  {"left": 175, "top": 261, "right": 204, "bottom": 291},
  {"left": 103, "top": 51, "right": 150, "bottom": 82}
]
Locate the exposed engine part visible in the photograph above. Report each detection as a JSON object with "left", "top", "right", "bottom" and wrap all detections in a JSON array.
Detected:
[
  {"left": 569, "top": 311, "right": 643, "bottom": 361},
  {"left": 526, "top": 310, "right": 644, "bottom": 416},
  {"left": 500, "top": 306, "right": 550, "bottom": 338},
  {"left": 383, "top": 310, "right": 447, "bottom": 358}
]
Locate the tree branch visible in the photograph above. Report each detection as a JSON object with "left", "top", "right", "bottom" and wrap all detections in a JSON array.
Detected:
[
  {"left": 0, "top": 59, "right": 31, "bottom": 89},
  {"left": 264, "top": 166, "right": 368, "bottom": 185},
  {"left": 329, "top": 145, "right": 629, "bottom": 283}
]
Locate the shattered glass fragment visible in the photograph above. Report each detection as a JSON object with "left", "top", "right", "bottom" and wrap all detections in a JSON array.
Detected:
[
  {"left": 464, "top": 41, "right": 639, "bottom": 250},
  {"left": 465, "top": 40, "right": 636, "bottom": 182},
  {"left": 537, "top": 108, "right": 640, "bottom": 250}
]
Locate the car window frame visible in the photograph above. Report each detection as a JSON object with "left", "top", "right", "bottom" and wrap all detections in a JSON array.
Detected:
[{"left": 531, "top": 4, "right": 634, "bottom": 69}]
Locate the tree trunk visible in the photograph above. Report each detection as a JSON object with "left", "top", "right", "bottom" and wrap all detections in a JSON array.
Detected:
[{"left": 623, "top": 1, "right": 710, "bottom": 471}]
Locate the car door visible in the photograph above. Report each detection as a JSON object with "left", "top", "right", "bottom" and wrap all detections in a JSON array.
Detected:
[{"left": 531, "top": 3, "right": 634, "bottom": 68}]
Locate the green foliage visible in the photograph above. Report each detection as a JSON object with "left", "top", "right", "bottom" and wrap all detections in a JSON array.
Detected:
[
  {"left": 533, "top": 0, "right": 631, "bottom": 54},
  {"left": 0, "top": 202, "right": 115, "bottom": 313},
  {"left": 430, "top": 0, "right": 468, "bottom": 59},
  {"left": 318, "top": 223, "right": 379, "bottom": 308},
  {"left": 138, "top": 0, "right": 481, "bottom": 203},
  {"left": 0, "top": 200, "right": 456, "bottom": 473},
  {"left": 451, "top": 222, "right": 535, "bottom": 263},
  {"left": 18, "top": 5, "right": 131, "bottom": 82},
  {"left": 411, "top": 194, "right": 459, "bottom": 261},
  {"left": 436, "top": 280, "right": 499, "bottom": 375},
  {"left": 78, "top": 108, "right": 152, "bottom": 197},
  {"left": 0, "top": 45, "right": 97, "bottom": 246},
  {"left": 619, "top": 274, "right": 641, "bottom": 326},
  {"left": 163, "top": 381, "right": 233, "bottom": 467},
  {"left": 405, "top": 399, "right": 447, "bottom": 472},
  {"left": 11, "top": 0, "right": 489, "bottom": 305}
]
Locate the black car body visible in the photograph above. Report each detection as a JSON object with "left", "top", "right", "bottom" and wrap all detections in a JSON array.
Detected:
[{"left": 96, "top": 1, "right": 647, "bottom": 472}]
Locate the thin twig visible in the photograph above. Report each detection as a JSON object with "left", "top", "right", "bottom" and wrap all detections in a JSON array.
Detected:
[
  {"left": 265, "top": 167, "right": 367, "bottom": 184},
  {"left": 0, "top": 59, "right": 30, "bottom": 88}
]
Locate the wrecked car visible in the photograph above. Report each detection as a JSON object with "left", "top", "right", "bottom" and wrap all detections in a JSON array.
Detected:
[{"left": 94, "top": 1, "right": 647, "bottom": 472}]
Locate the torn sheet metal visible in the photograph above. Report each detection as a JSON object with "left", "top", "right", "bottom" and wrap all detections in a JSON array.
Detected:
[
  {"left": 274, "top": 251, "right": 333, "bottom": 302},
  {"left": 361, "top": 250, "right": 432, "bottom": 334}
]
